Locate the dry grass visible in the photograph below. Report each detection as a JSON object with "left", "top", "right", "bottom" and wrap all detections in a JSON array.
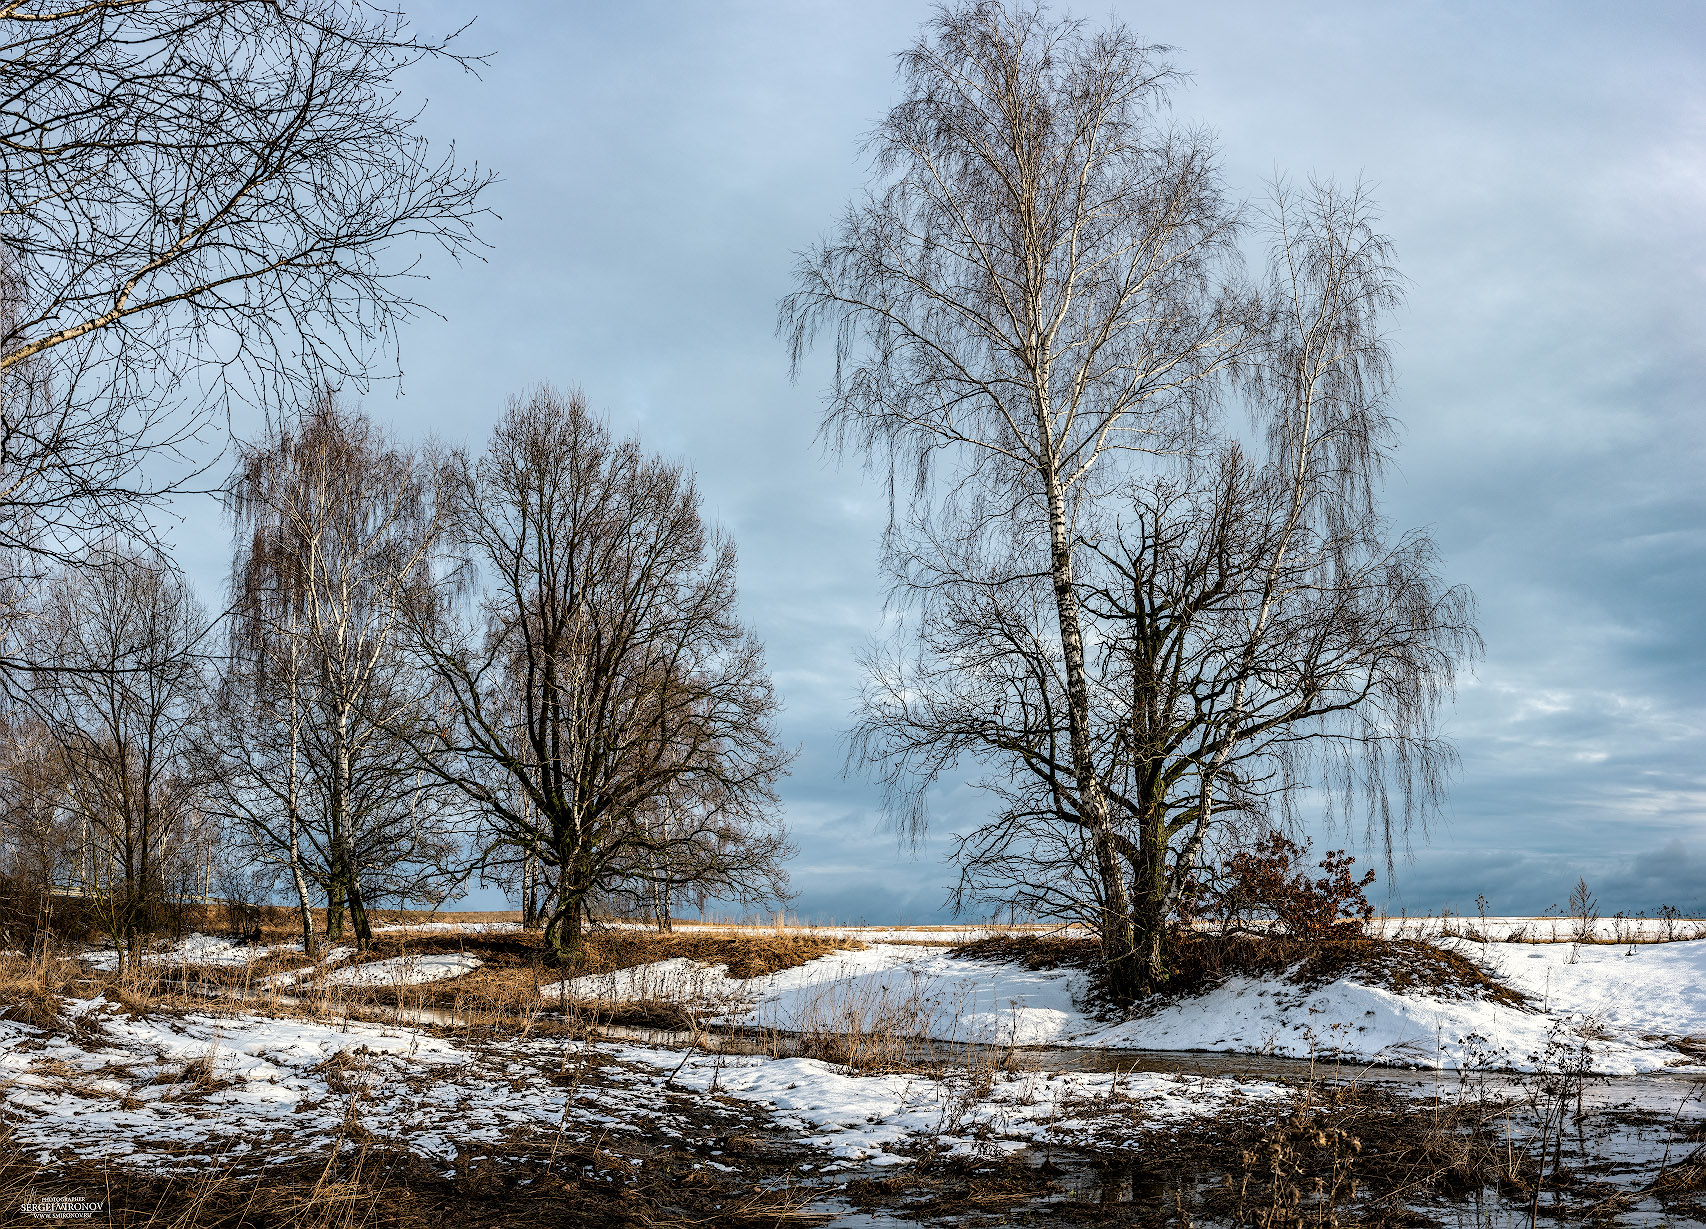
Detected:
[
  {"left": 949, "top": 933, "right": 1098, "bottom": 970},
  {"left": 563, "top": 927, "right": 864, "bottom": 979},
  {"left": 0, "top": 1139, "right": 815, "bottom": 1229},
  {"left": 20, "top": 923, "right": 869, "bottom": 1038},
  {"left": 1161, "top": 930, "right": 1532, "bottom": 1009},
  {"left": 339, "top": 927, "right": 867, "bottom": 1027}
]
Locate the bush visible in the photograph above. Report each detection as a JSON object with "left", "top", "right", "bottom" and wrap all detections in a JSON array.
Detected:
[{"left": 1218, "top": 832, "right": 1376, "bottom": 940}]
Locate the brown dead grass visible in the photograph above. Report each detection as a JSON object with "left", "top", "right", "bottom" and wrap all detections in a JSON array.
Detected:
[
  {"left": 566, "top": 927, "right": 863, "bottom": 979},
  {"left": 0, "top": 1140, "right": 814, "bottom": 1229},
  {"left": 949, "top": 933, "right": 1099, "bottom": 970},
  {"left": 947, "top": 929, "right": 1530, "bottom": 1012},
  {"left": 1163, "top": 930, "right": 1532, "bottom": 1009},
  {"left": 209, "top": 926, "right": 871, "bottom": 1032}
]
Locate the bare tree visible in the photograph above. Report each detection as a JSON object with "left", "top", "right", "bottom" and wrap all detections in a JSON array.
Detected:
[
  {"left": 781, "top": 0, "right": 1248, "bottom": 999},
  {"left": 216, "top": 394, "right": 465, "bottom": 948},
  {"left": 415, "top": 386, "right": 794, "bottom": 957},
  {"left": 15, "top": 545, "right": 214, "bottom": 968},
  {"left": 0, "top": 0, "right": 491, "bottom": 616},
  {"left": 0, "top": 713, "right": 79, "bottom": 939},
  {"left": 790, "top": 2, "right": 1480, "bottom": 1001}
]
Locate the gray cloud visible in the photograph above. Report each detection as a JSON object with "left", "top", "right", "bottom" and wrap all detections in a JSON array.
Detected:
[{"left": 163, "top": 1, "right": 1704, "bottom": 922}]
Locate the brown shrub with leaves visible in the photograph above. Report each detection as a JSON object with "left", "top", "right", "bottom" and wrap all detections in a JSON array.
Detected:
[{"left": 1218, "top": 833, "right": 1377, "bottom": 940}]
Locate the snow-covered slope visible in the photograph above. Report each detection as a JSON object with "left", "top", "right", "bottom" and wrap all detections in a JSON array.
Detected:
[{"left": 553, "top": 937, "right": 1706, "bottom": 1074}]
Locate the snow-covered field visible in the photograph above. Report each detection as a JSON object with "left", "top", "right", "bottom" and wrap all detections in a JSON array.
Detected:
[
  {"left": 62, "top": 923, "right": 1706, "bottom": 1074},
  {"left": 318, "top": 952, "right": 483, "bottom": 987},
  {"left": 0, "top": 995, "right": 1282, "bottom": 1171},
  {"left": 607, "top": 914, "right": 1706, "bottom": 945},
  {"left": 10, "top": 921, "right": 1706, "bottom": 1200}
]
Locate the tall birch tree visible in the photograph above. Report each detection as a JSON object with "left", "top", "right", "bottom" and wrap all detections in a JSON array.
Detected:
[
  {"left": 781, "top": 0, "right": 1245, "bottom": 999},
  {"left": 218, "top": 394, "right": 462, "bottom": 948}
]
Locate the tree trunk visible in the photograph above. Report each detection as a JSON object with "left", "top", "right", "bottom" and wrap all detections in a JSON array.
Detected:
[
  {"left": 345, "top": 867, "right": 372, "bottom": 947},
  {"left": 1034, "top": 388, "right": 1140, "bottom": 1003},
  {"left": 286, "top": 651, "right": 318, "bottom": 957},
  {"left": 325, "top": 877, "right": 345, "bottom": 941},
  {"left": 288, "top": 848, "right": 317, "bottom": 957},
  {"left": 1127, "top": 804, "right": 1172, "bottom": 994},
  {"left": 521, "top": 849, "right": 540, "bottom": 929},
  {"left": 543, "top": 889, "right": 583, "bottom": 959}
]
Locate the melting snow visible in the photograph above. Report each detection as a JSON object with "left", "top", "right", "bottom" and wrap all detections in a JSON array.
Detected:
[
  {"left": 319, "top": 953, "right": 482, "bottom": 987},
  {"left": 551, "top": 937, "right": 1706, "bottom": 1074}
]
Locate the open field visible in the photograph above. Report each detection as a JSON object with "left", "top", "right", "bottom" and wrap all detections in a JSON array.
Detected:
[{"left": 5, "top": 919, "right": 1706, "bottom": 1224}]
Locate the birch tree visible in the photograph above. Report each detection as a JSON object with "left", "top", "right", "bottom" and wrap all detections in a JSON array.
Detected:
[
  {"left": 792, "top": 1, "right": 1479, "bottom": 1000},
  {"left": 218, "top": 394, "right": 463, "bottom": 948},
  {"left": 781, "top": 0, "right": 1246, "bottom": 999}
]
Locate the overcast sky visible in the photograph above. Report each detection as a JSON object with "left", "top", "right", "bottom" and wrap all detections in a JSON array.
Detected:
[{"left": 172, "top": 1, "right": 1705, "bottom": 922}]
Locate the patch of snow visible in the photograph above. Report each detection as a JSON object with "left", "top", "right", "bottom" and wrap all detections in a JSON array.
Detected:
[
  {"left": 319, "top": 953, "right": 482, "bottom": 987},
  {"left": 1458, "top": 938, "right": 1706, "bottom": 1043},
  {"left": 80, "top": 933, "right": 297, "bottom": 971},
  {"left": 0, "top": 994, "right": 1282, "bottom": 1173},
  {"left": 372, "top": 921, "right": 521, "bottom": 936},
  {"left": 257, "top": 946, "right": 354, "bottom": 988}
]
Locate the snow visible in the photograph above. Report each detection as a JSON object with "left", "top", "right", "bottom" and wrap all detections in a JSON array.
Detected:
[
  {"left": 258, "top": 946, "right": 353, "bottom": 987},
  {"left": 79, "top": 926, "right": 519, "bottom": 973},
  {"left": 549, "top": 943, "right": 1083, "bottom": 1046},
  {"left": 77, "top": 933, "right": 486, "bottom": 988},
  {"left": 1462, "top": 937, "right": 1706, "bottom": 1041},
  {"left": 1382, "top": 915, "right": 1706, "bottom": 944},
  {"left": 319, "top": 953, "right": 482, "bottom": 987},
  {"left": 372, "top": 921, "right": 521, "bottom": 936},
  {"left": 612, "top": 1044, "right": 1285, "bottom": 1166},
  {"left": 80, "top": 933, "right": 294, "bottom": 971},
  {"left": 552, "top": 956, "right": 745, "bottom": 1007},
  {"left": 15, "top": 925, "right": 1706, "bottom": 1177},
  {"left": 0, "top": 995, "right": 1277, "bottom": 1172},
  {"left": 551, "top": 936, "right": 1706, "bottom": 1075}
]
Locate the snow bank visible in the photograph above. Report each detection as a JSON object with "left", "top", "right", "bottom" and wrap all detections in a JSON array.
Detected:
[
  {"left": 551, "top": 937, "right": 1706, "bottom": 1074},
  {"left": 552, "top": 957, "right": 745, "bottom": 1006},
  {"left": 548, "top": 943, "right": 1085, "bottom": 1046},
  {"left": 1463, "top": 937, "right": 1706, "bottom": 1042},
  {"left": 373, "top": 921, "right": 521, "bottom": 936},
  {"left": 81, "top": 933, "right": 300, "bottom": 971},
  {"left": 258, "top": 946, "right": 353, "bottom": 987},
  {"left": 320, "top": 953, "right": 482, "bottom": 987}
]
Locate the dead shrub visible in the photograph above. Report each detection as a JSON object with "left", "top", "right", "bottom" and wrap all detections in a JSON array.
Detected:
[{"left": 1215, "top": 833, "right": 1376, "bottom": 941}]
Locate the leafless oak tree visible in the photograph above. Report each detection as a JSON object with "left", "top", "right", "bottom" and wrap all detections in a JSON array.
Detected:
[{"left": 415, "top": 387, "right": 793, "bottom": 957}]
